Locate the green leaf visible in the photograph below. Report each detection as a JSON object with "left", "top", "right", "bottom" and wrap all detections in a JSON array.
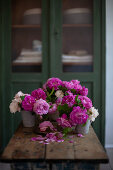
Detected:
[
  {"left": 58, "top": 86, "right": 68, "bottom": 93},
  {"left": 57, "top": 104, "right": 72, "bottom": 116},
  {"left": 47, "top": 91, "right": 50, "bottom": 97},
  {"left": 49, "top": 87, "right": 54, "bottom": 96},
  {"left": 71, "top": 89, "right": 76, "bottom": 95},
  {"left": 46, "top": 87, "right": 51, "bottom": 93},
  {"left": 65, "top": 92, "right": 69, "bottom": 96},
  {"left": 43, "top": 114, "right": 49, "bottom": 120},
  {"left": 75, "top": 95, "right": 78, "bottom": 103},
  {"left": 82, "top": 106, "right": 85, "bottom": 110},
  {"left": 75, "top": 95, "right": 81, "bottom": 104},
  {"left": 20, "top": 96, "right": 25, "bottom": 101},
  {"left": 63, "top": 127, "right": 72, "bottom": 136}
]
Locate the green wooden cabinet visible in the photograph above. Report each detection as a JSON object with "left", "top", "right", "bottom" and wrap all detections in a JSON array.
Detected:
[{"left": 0, "top": 0, "right": 105, "bottom": 150}]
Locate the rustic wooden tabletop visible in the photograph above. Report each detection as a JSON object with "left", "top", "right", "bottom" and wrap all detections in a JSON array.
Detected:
[{"left": 0, "top": 124, "right": 109, "bottom": 164}]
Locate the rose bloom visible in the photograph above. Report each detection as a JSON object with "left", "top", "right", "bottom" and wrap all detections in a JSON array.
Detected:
[
  {"left": 64, "top": 80, "right": 82, "bottom": 93},
  {"left": 70, "top": 80, "right": 80, "bottom": 85},
  {"left": 61, "top": 113, "right": 67, "bottom": 119},
  {"left": 9, "top": 99, "right": 21, "bottom": 113},
  {"left": 48, "top": 103, "right": 57, "bottom": 114},
  {"left": 78, "top": 96, "right": 92, "bottom": 110},
  {"left": 43, "top": 82, "right": 47, "bottom": 90},
  {"left": 62, "top": 94, "right": 75, "bottom": 107},
  {"left": 15, "top": 91, "right": 25, "bottom": 103},
  {"left": 70, "top": 106, "right": 88, "bottom": 125},
  {"left": 46, "top": 77, "right": 63, "bottom": 90},
  {"left": 57, "top": 117, "right": 72, "bottom": 128},
  {"left": 73, "top": 84, "right": 82, "bottom": 93},
  {"left": 80, "top": 86, "right": 88, "bottom": 96},
  {"left": 31, "top": 88, "right": 46, "bottom": 100},
  {"left": 39, "top": 121, "right": 54, "bottom": 132},
  {"left": 66, "top": 90, "right": 73, "bottom": 95},
  {"left": 15, "top": 91, "right": 24, "bottom": 98},
  {"left": 33, "top": 99, "right": 49, "bottom": 115},
  {"left": 22, "top": 95, "right": 35, "bottom": 111},
  {"left": 88, "top": 107, "right": 99, "bottom": 122},
  {"left": 55, "top": 90, "right": 64, "bottom": 98},
  {"left": 63, "top": 80, "right": 81, "bottom": 91},
  {"left": 62, "top": 81, "right": 74, "bottom": 90}
]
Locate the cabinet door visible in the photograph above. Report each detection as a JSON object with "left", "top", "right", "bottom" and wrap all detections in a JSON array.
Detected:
[
  {"left": 12, "top": 0, "right": 42, "bottom": 73},
  {"left": 50, "top": 0, "right": 105, "bottom": 144},
  {"left": 0, "top": 0, "right": 49, "bottom": 147}
]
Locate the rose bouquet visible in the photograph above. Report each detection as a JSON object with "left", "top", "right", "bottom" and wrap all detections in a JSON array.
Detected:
[
  {"left": 42, "top": 78, "right": 99, "bottom": 136},
  {"left": 9, "top": 77, "right": 99, "bottom": 142}
]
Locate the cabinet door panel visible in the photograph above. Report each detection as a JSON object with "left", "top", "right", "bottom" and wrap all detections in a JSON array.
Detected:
[
  {"left": 50, "top": 0, "right": 104, "bottom": 144},
  {"left": 12, "top": 0, "right": 42, "bottom": 73},
  {"left": 62, "top": 0, "right": 93, "bottom": 72},
  {"left": 0, "top": 0, "right": 49, "bottom": 148}
]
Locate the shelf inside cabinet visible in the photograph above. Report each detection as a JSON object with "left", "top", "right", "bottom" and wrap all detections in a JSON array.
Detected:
[
  {"left": 63, "top": 61, "right": 93, "bottom": 66},
  {"left": 12, "top": 25, "right": 41, "bottom": 29},
  {"left": 63, "top": 24, "right": 93, "bottom": 28},
  {"left": 12, "top": 62, "right": 41, "bottom": 66}
]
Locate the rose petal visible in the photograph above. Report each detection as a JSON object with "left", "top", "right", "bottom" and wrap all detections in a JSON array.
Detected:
[
  {"left": 77, "top": 134, "right": 84, "bottom": 138},
  {"left": 31, "top": 137, "right": 38, "bottom": 141},
  {"left": 43, "top": 142, "right": 49, "bottom": 144},
  {"left": 39, "top": 141, "right": 44, "bottom": 143},
  {"left": 36, "top": 136, "right": 45, "bottom": 141},
  {"left": 57, "top": 139, "right": 64, "bottom": 142},
  {"left": 69, "top": 140, "right": 74, "bottom": 143},
  {"left": 68, "top": 135, "right": 74, "bottom": 139}
]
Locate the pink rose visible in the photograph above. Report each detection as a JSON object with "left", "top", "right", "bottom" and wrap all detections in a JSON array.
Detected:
[
  {"left": 62, "top": 94, "right": 75, "bottom": 107},
  {"left": 46, "top": 77, "right": 63, "bottom": 90},
  {"left": 39, "top": 121, "right": 54, "bottom": 132},
  {"left": 78, "top": 96, "right": 92, "bottom": 110},
  {"left": 48, "top": 103, "right": 57, "bottom": 114},
  {"left": 31, "top": 88, "right": 46, "bottom": 100},
  {"left": 56, "top": 117, "right": 72, "bottom": 128},
  {"left": 63, "top": 81, "right": 74, "bottom": 89},
  {"left": 22, "top": 95, "right": 35, "bottom": 111},
  {"left": 80, "top": 86, "right": 88, "bottom": 96},
  {"left": 56, "top": 97, "right": 62, "bottom": 105},
  {"left": 33, "top": 99, "right": 49, "bottom": 115},
  {"left": 61, "top": 114, "right": 67, "bottom": 119},
  {"left": 70, "top": 106, "right": 88, "bottom": 125}
]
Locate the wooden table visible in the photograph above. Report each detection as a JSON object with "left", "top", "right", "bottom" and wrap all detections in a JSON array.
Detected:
[{"left": 0, "top": 124, "right": 109, "bottom": 170}]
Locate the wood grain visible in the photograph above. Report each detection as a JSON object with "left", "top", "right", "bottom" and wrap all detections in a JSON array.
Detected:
[
  {"left": 1, "top": 124, "right": 108, "bottom": 163},
  {"left": 1, "top": 124, "right": 45, "bottom": 161},
  {"left": 46, "top": 127, "right": 108, "bottom": 163},
  {"left": 46, "top": 140, "right": 75, "bottom": 160},
  {"left": 73, "top": 127, "right": 108, "bottom": 163}
]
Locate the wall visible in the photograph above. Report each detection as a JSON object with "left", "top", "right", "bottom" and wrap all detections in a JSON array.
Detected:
[{"left": 105, "top": 0, "right": 113, "bottom": 148}]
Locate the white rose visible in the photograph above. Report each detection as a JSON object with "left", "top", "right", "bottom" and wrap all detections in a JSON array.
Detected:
[
  {"left": 15, "top": 91, "right": 25, "bottom": 103},
  {"left": 9, "top": 99, "right": 21, "bottom": 113},
  {"left": 89, "top": 115, "right": 95, "bottom": 122},
  {"left": 15, "top": 91, "right": 24, "bottom": 98},
  {"left": 88, "top": 107, "right": 99, "bottom": 122},
  {"left": 55, "top": 90, "right": 64, "bottom": 98}
]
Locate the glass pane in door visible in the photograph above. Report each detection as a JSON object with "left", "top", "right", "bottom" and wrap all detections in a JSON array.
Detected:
[
  {"left": 62, "top": 0, "right": 93, "bottom": 72},
  {"left": 12, "top": 0, "right": 42, "bottom": 72}
]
